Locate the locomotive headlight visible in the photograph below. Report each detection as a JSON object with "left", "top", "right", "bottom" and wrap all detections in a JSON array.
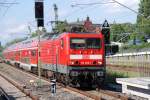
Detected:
[
  {"left": 98, "top": 61, "right": 102, "bottom": 64},
  {"left": 70, "top": 61, "right": 74, "bottom": 65},
  {"left": 97, "top": 71, "right": 103, "bottom": 76}
]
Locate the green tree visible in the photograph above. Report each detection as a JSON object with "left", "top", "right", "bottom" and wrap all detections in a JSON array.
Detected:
[
  {"left": 56, "top": 20, "right": 68, "bottom": 33},
  {"left": 137, "top": 0, "right": 150, "bottom": 35},
  {"left": 0, "top": 46, "right": 3, "bottom": 57},
  {"left": 30, "top": 27, "right": 47, "bottom": 38},
  {"left": 111, "top": 23, "right": 136, "bottom": 43},
  {"left": 30, "top": 32, "right": 38, "bottom": 38},
  {"left": 123, "top": 23, "right": 136, "bottom": 33},
  {"left": 111, "top": 24, "right": 124, "bottom": 42},
  {"left": 130, "top": 32, "right": 146, "bottom": 43},
  {"left": 0, "top": 42, "right": 3, "bottom": 57}
]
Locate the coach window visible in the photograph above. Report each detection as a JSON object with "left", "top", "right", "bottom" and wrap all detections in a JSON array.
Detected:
[
  {"left": 61, "top": 39, "right": 64, "bottom": 48},
  {"left": 31, "top": 50, "right": 36, "bottom": 56},
  {"left": 17, "top": 51, "right": 20, "bottom": 56}
]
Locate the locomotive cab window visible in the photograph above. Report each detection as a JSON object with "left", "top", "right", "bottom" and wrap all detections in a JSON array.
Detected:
[{"left": 70, "top": 38, "right": 101, "bottom": 49}]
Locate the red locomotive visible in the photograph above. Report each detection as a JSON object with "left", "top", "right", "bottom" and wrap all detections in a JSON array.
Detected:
[{"left": 3, "top": 19, "right": 106, "bottom": 88}]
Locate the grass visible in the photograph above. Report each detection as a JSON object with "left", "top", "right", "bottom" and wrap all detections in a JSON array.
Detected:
[
  {"left": 105, "top": 68, "right": 140, "bottom": 84},
  {"left": 105, "top": 69, "right": 128, "bottom": 84},
  {"left": 0, "top": 52, "right": 3, "bottom": 58}
]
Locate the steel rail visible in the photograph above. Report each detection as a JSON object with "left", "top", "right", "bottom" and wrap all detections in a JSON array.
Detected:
[
  {"left": 0, "top": 87, "right": 10, "bottom": 100},
  {"left": 1, "top": 63, "right": 129, "bottom": 100},
  {"left": 0, "top": 72, "right": 39, "bottom": 100},
  {"left": 7, "top": 64, "right": 101, "bottom": 100}
]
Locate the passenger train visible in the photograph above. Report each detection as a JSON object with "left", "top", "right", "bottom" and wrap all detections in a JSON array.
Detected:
[{"left": 3, "top": 19, "right": 107, "bottom": 88}]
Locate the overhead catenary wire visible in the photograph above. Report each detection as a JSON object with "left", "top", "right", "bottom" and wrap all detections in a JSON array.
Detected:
[
  {"left": 0, "top": 0, "right": 18, "bottom": 20},
  {"left": 111, "top": 0, "right": 144, "bottom": 16},
  {"left": 0, "top": 4, "right": 9, "bottom": 7},
  {"left": 45, "top": 0, "right": 117, "bottom": 31},
  {"left": 42, "top": 0, "right": 115, "bottom": 29},
  {"left": 71, "top": 1, "right": 115, "bottom": 7},
  {"left": 62, "top": 0, "right": 112, "bottom": 19},
  {"left": 0, "top": 2, "right": 18, "bottom": 4},
  {"left": 70, "top": 0, "right": 143, "bottom": 18}
]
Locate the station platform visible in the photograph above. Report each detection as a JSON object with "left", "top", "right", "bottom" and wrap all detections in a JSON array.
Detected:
[
  {"left": 0, "top": 76, "right": 31, "bottom": 100},
  {"left": 116, "top": 77, "right": 150, "bottom": 100}
]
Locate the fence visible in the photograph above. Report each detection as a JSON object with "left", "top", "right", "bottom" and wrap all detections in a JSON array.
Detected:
[{"left": 106, "top": 52, "right": 150, "bottom": 77}]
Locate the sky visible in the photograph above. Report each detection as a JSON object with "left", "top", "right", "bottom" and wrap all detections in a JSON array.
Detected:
[{"left": 0, "top": 0, "right": 140, "bottom": 45}]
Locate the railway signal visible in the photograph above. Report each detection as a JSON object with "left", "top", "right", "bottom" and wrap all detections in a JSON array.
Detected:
[
  {"left": 35, "top": 0, "right": 44, "bottom": 87},
  {"left": 35, "top": 0, "right": 44, "bottom": 27},
  {"left": 101, "top": 20, "right": 110, "bottom": 44}
]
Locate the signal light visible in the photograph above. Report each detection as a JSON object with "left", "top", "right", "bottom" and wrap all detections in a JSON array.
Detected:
[
  {"left": 35, "top": 1, "right": 44, "bottom": 27},
  {"left": 35, "top": 1, "right": 44, "bottom": 19}
]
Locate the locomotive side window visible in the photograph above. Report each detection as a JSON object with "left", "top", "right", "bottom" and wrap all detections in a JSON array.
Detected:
[
  {"left": 61, "top": 39, "right": 64, "bottom": 48},
  {"left": 70, "top": 38, "right": 101, "bottom": 49},
  {"left": 31, "top": 50, "right": 36, "bottom": 56}
]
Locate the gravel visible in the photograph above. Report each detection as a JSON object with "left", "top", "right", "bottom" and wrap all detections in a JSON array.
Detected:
[{"left": 0, "top": 63, "right": 92, "bottom": 100}]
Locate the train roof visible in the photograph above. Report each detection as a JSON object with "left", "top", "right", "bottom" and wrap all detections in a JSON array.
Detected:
[
  {"left": 3, "top": 32, "right": 103, "bottom": 53},
  {"left": 4, "top": 36, "right": 39, "bottom": 52}
]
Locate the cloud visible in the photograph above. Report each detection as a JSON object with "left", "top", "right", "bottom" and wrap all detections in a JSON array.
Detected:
[
  {"left": 69, "top": 0, "right": 139, "bottom": 18},
  {"left": 105, "top": 0, "right": 140, "bottom": 14},
  {"left": 0, "top": 0, "right": 140, "bottom": 45},
  {"left": 71, "top": 0, "right": 139, "bottom": 15},
  {"left": 5, "top": 24, "right": 27, "bottom": 33},
  {"left": 0, "top": 33, "right": 10, "bottom": 40},
  {"left": 59, "top": 9, "right": 70, "bottom": 18},
  {"left": 0, "top": 19, "right": 28, "bottom": 45}
]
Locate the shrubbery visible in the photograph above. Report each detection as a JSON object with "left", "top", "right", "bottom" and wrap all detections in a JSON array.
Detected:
[{"left": 120, "top": 43, "right": 150, "bottom": 52}]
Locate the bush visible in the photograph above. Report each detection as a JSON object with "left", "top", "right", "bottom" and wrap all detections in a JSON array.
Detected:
[
  {"left": 106, "top": 71, "right": 128, "bottom": 83},
  {"left": 120, "top": 43, "right": 150, "bottom": 52}
]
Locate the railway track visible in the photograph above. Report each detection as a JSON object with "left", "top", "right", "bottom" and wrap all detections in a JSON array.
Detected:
[
  {"left": 0, "top": 63, "right": 130, "bottom": 100},
  {"left": 0, "top": 87, "right": 10, "bottom": 100},
  {"left": 0, "top": 73, "right": 38, "bottom": 100}
]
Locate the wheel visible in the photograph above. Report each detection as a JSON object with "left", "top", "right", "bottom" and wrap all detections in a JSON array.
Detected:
[
  {"left": 64, "top": 75, "right": 69, "bottom": 86},
  {"left": 96, "top": 78, "right": 105, "bottom": 90},
  {"left": 31, "top": 67, "right": 37, "bottom": 74}
]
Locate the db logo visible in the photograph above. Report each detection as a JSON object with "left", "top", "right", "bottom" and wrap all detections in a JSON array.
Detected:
[{"left": 83, "top": 55, "right": 89, "bottom": 59}]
